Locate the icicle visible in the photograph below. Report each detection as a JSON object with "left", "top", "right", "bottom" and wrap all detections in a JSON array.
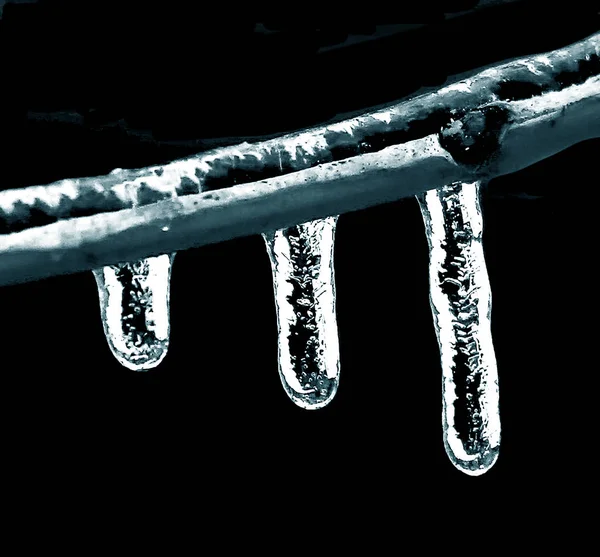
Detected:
[
  {"left": 93, "top": 254, "right": 175, "bottom": 371},
  {"left": 263, "top": 217, "right": 340, "bottom": 410},
  {"left": 417, "top": 182, "right": 500, "bottom": 476}
]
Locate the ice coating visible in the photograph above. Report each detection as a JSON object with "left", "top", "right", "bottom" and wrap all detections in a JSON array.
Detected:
[
  {"left": 2, "top": 32, "right": 596, "bottom": 235},
  {"left": 417, "top": 182, "right": 500, "bottom": 475},
  {"left": 263, "top": 217, "right": 340, "bottom": 409},
  {"left": 93, "top": 254, "right": 174, "bottom": 371}
]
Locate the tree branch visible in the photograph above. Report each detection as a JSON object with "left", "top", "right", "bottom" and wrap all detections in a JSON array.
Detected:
[{"left": 0, "top": 33, "right": 598, "bottom": 286}]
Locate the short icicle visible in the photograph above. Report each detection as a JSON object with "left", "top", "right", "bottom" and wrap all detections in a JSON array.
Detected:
[
  {"left": 263, "top": 217, "right": 341, "bottom": 410},
  {"left": 417, "top": 181, "right": 500, "bottom": 476},
  {"left": 93, "top": 254, "right": 175, "bottom": 371}
]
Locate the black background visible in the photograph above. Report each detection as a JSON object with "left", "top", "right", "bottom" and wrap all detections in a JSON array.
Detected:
[{"left": 0, "top": 1, "right": 598, "bottom": 494}]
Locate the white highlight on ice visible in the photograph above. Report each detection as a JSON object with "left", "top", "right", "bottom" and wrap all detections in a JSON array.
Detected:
[
  {"left": 438, "top": 79, "right": 473, "bottom": 95},
  {"left": 518, "top": 60, "right": 543, "bottom": 75}
]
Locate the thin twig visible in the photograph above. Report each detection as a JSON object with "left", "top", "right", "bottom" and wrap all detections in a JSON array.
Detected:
[{"left": 0, "top": 33, "right": 598, "bottom": 287}]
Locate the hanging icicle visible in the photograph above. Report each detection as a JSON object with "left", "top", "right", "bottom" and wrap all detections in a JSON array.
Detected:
[
  {"left": 263, "top": 217, "right": 340, "bottom": 410},
  {"left": 93, "top": 253, "right": 175, "bottom": 371},
  {"left": 417, "top": 181, "right": 500, "bottom": 476}
]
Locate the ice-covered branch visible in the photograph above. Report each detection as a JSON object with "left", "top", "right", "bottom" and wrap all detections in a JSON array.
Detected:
[{"left": 0, "top": 33, "right": 598, "bottom": 287}]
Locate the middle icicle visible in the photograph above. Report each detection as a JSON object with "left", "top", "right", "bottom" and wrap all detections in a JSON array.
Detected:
[{"left": 263, "top": 217, "right": 341, "bottom": 409}]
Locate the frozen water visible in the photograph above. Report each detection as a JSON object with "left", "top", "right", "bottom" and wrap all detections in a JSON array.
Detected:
[
  {"left": 263, "top": 217, "right": 340, "bottom": 409},
  {"left": 93, "top": 254, "right": 175, "bottom": 371},
  {"left": 417, "top": 182, "right": 501, "bottom": 475}
]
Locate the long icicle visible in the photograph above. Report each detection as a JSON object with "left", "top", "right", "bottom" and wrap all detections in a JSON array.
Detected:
[
  {"left": 263, "top": 217, "right": 340, "bottom": 409},
  {"left": 93, "top": 253, "right": 175, "bottom": 371},
  {"left": 417, "top": 181, "right": 500, "bottom": 475}
]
